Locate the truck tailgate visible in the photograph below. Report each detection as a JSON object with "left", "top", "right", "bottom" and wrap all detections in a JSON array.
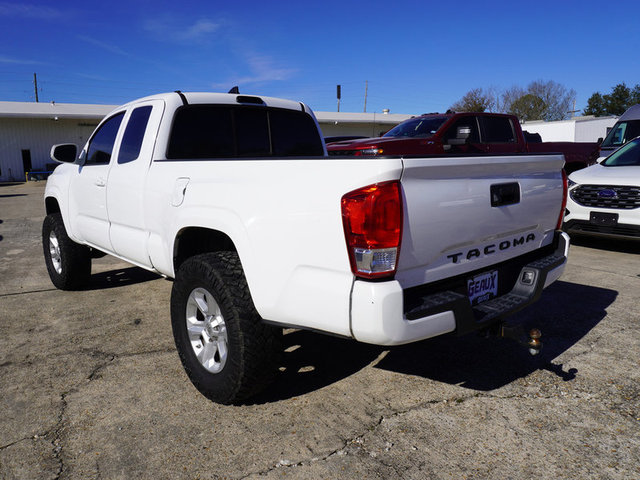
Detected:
[{"left": 396, "top": 154, "right": 565, "bottom": 289}]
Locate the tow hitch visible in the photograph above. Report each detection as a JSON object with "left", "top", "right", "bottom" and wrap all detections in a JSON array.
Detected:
[{"left": 486, "top": 323, "right": 543, "bottom": 355}]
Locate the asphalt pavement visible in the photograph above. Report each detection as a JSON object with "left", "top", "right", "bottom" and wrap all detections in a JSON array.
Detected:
[{"left": 1, "top": 181, "right": 638, "bottom": 479}]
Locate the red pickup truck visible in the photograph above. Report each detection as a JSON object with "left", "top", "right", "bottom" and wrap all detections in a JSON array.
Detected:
[{"left": 326, "top": 112, "right": 599, "bottom": 173}]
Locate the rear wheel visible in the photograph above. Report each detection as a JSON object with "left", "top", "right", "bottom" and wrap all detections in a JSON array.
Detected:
[
  {"left": 42, "top": 213, "right": 91, "bottom": 290},
  {"left": 171, "top": 252, "right": 281, "bottom": 404}
]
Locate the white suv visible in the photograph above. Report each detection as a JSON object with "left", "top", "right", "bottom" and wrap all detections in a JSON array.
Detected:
[{"left": 564, "top": 136, "right": 640, "bottom": 239}]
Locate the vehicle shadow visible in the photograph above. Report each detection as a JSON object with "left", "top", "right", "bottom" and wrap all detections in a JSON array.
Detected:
[
  {"left": 569, "top": 234, "right": 639, "bottom": 255},
  {"left": 251, "top": 280, "right": 616, "bottom": 403},
  {"left": 374, "top": 280, "right": 616, "bottom": 390},
  {"left": 0, "top": 194, "right": 27, "bottom": 198},
  {"left": 250, "top": 330, "right": 384, "bottom": 404},
  {"left": 85, "top": 266, "right": 162, "bottom": 290}
]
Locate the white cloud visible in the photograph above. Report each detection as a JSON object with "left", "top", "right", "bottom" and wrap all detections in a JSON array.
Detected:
[
  {"left": 0, "top": 2, "right": 64, "bottom": 19},
  {"left": 143, "top": 16, "right": 222, "bottom": 44},
  {"left": 0, "top": 54, "right": 45, "bottom": 65},
  {"left": 184, "top": 19, "right": 220, "bottom": 39},
  {"left": 77, "top": 35, "right": 130, "bottom": 57},
  {"left": 211, "top": 54, "right": 297, "bottom": 89}
]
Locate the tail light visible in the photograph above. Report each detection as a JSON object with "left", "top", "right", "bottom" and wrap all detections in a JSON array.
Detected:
[
  {"left": 556, "top": 169, "right": 568, "bottom": 230},
  {"left": 341, "top": 181, "right": 403, "bottom": 279}
]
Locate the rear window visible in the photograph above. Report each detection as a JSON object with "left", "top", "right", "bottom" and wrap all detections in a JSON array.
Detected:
[
  {"left": 167, "top": 105, "right": 323, "bottom": 159},
  {"left": 601, "top": 120, "right": 640, "bottom": 148}
]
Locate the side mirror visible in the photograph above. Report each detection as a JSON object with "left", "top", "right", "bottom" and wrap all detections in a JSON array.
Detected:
[
  {"left": 50, "top": 144, "right": 78, "bottom": 163},
  {"left": 447, "top": 126, "right": 471, "bottom": 146}
]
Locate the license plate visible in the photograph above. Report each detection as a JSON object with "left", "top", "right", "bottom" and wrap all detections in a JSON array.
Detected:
[
  {"left": 467, "top": 270, "right": 498, "bottom": 305},
  {"left": 590, "top": 212, "right": 618, "bottom": 226}
]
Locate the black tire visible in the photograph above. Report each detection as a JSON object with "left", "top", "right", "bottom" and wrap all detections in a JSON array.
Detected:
[
  {"left": 42, "top": 213, "right": 91, "bottom": 290},
  {"left": 171, "top": 252, "right": 282, "bottom": 404}
]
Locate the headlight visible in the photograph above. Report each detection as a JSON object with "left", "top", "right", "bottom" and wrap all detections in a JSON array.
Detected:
[{"left": 357, "top": 148, "right": 384, "bottom": 156}]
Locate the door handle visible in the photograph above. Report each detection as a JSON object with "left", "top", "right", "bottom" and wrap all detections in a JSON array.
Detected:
[{"left": 95, "top": 178, "right": 106, "bottom": 187}]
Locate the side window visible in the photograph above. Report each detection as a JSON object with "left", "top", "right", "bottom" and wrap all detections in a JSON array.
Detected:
[
  {"left": 443, "top": 117, "right": 480, "bottom": 144},
  {"left": 479, "top": 117, "right": 516, "bottom": 143},
  {"left": 167, "top": 106, "right": 233, "bottom": 158},
  {"left": 85, "top": 112, "right": 125, "bottom": 165},
  {"left": 118, "top": 106, "right": 152, "bottom": 164}
]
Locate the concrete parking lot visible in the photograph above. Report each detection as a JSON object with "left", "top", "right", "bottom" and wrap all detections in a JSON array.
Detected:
[{"left": 1, "top": 181, "right": 639, "bottom": 479}]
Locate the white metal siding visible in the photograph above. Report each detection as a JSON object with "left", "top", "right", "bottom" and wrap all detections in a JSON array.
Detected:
[
  {"left": 575, "top": 117, "right": 617, "bottom": 143},
  {"left": 0, "top": 118, "right": 97, "bottom": 181}
]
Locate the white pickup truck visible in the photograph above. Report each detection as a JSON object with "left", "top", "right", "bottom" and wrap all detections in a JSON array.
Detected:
[{"left": 43, "top": 91, "right": 570, "bottom": 404}]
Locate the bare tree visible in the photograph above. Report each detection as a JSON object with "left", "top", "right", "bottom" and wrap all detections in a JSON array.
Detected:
[
  {"left": 500, "top": 85, "right": 526, "bottom": 114},
  {"left": 451, "top": 81, "right": 576, "bottom": 121},
  {"left": 527, "top": 80, "right": 576, "bottom": 121},
  {"left": 450, "top": 88, "right": 496, "bottom": 112},
  {"left": 501, "top": 80, "right": 576, "bottom": 121}
]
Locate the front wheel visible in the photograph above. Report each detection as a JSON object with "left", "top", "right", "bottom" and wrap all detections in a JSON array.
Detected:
[
  {"left": 42, "top": 213, "right": 91, "bottom": 290},
  {"left": 171, "top": 252, "right": 282, "bottom": 404}
]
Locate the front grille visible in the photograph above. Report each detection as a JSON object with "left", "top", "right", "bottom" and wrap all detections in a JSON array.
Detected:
[
  {"left": 327, "top": 150, "right": 357, "bottom": 156},
  {"left": 571, "top": 184, "right": 640, "bottom": 209}
]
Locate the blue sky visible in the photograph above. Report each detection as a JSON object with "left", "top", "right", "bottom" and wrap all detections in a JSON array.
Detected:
[{"left": 1, "top": 0, "right": 639, "bottom": 115}]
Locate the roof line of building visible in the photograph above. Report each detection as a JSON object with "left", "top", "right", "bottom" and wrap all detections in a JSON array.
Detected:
[{"left": 0, "top": 100, "right": 414, "bottom": 123}]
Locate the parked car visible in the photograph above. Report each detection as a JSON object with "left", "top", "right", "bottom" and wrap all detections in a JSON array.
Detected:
[
  {"left": 327, "top": 112, "right": 600, "bottom": 173},
  {"left": 564, "top": 136, "right": 640, "bottom": 239},
  {"left": 598, "top": 104, "right": 640, "bottom": 159}
]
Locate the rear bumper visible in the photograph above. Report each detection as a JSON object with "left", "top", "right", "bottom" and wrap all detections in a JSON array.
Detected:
[{"left": 350, "top": 231, "right": 570, "bottom": 346}]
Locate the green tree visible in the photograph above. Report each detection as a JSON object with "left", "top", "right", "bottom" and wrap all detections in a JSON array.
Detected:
[
  {"left": 509, "top": 94, "right": 547, "bottom": 121},
  {"left": 583, "top": 83, "right": 640, "bottom": 116},
  {"left": 605, "top": 83, "right": 631, "bottom": 115},
  {"left": 450, "top": 88, "right": 496, "bottom": 112},
  {"left": 632, "top": 85, "right": 640, "bottom": 105},
  {"left": 583, "top": 92, "right": 606, "bottom": 116}
]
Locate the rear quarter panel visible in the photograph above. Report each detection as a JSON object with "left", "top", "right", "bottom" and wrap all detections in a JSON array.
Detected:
[{"left": 144, "top": 157, "right": 404, "bottom": 336}]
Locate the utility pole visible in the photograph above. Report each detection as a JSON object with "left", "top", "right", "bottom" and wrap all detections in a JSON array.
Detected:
[
  {"left": 336, "top": 85, "right": 341, "bottom": 112},
  {"left": 568, "top": 99, "right": 580, "bottom": 118},
  {"left": 364, "top": 80, "right": 368, "bottom": 113},
  {"left": 33, "top": 73, "right": 39, "bottom": 102}
]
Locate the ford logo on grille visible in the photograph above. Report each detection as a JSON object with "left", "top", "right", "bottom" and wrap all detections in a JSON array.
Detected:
[{"left": 597, "top": 189, "right": 618, "bottom": 198}]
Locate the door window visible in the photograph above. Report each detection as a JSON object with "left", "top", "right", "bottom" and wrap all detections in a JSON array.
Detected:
[
  {"left": 86, "top": 112, "right": 125, "bottom": 165},
  {"left": 443, "top": 117, "right": 480, "bottom": 144}
]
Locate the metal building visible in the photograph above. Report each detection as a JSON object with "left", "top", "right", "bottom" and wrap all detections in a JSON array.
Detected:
[
  {"left": 519, "top": 116, "right": 618, "bottom": 143},
  {"left": 0, "top": 101, "right": 113, "bottom": 182}
]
